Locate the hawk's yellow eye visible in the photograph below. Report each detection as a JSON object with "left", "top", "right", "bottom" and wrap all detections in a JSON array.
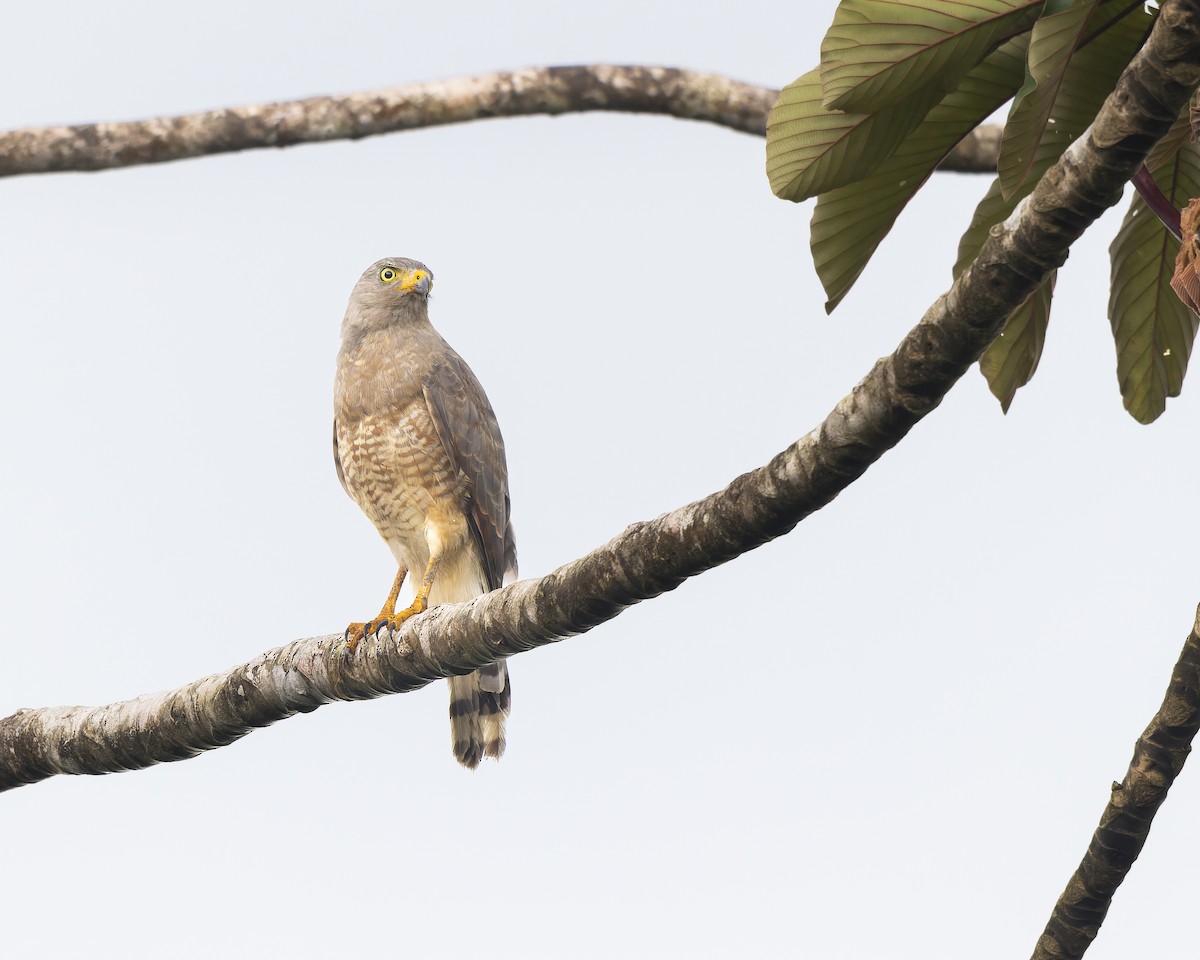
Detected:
[{"left": 379, "top": 267, "right": 398, "bottom": 283}]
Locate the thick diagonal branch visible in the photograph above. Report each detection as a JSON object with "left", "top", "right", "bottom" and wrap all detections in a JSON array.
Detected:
[
  {"left": 1030, "top": 607, "right": 1200, "bottom": 960},
  {"left": 4, "top": 3, "right": 1198, "bottom": 798},
  {"left": 0, "top": 64, "right": 1000, "bottom": 178}
]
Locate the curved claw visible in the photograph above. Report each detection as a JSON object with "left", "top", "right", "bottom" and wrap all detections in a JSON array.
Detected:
[
  {"left": 343, "top": 623, "right": 367, "bottom": 658},
  {"left": 344, "top": 601, "right": 428, "bottom": 658}
]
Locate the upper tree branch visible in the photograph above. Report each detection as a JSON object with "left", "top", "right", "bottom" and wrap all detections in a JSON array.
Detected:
[
  {"left": 0, "top": 64, "right": 1000, "bottom": 178},
  {"left": 4, "top": 2, "right": 1199, "bottom": 798}
]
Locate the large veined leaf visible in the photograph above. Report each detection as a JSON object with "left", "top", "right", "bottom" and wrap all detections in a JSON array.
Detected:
[
  {"left": 978, "top": 274, "right": 1056, "bottom": 410},
  {"left": 956, "top": 3, "right": 1153, "bottom": 409},
  {"left": 767, "top": 67, "right": 950, "bottom": 201},
  {"left": 998, "top": 0, "right": 1105, "bottom": 198},
  {"left": 1108, "top": 141, "right": 1200, "bottom": 423},
  {"left": 810, "top": 0, "right": 1149, "bottom": 317},
  {"left": 811, "top": 39, "right": 1028, "bottom": 312},
  {"left": 957, "top": 1, "right": 1151, "bottom": 272},
  {"left": 1144, "top": 106, "right": 1193, "bottom": 173},
  {"left": 819, "top": 0, "right": 1041, "bottom": 114},
  {"left": 957, "top": 177, "right": 1059, "bottom": 411}
]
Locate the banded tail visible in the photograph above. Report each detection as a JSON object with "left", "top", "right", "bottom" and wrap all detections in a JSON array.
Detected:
[{"left": 448, "top": 659, "right": 510, "bottom": 768}]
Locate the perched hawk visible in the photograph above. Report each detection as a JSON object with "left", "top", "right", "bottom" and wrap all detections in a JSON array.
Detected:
[{"left": 333, "top": 258, "right": 515, "bottom": 767}]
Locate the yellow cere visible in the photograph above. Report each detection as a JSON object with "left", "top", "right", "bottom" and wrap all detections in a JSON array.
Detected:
[{"left": 399, "top": 269, "right": 430, "bottom": 292}]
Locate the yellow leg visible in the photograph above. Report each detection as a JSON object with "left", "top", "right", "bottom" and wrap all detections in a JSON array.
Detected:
[
  {"left": 344, "top": 554, "right": 443, "bottom": 654},
  {"left": 405, "top": 553, "right": 442, "bottom": 618},
  {"left": 377, "top": 565, "right": 408, "bottom": 620}
]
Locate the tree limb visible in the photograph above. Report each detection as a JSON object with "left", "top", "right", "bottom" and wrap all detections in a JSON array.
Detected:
[
  {"left": 4, "top": 2, "right": 1198, "bottom": 798},
  {"left": 939, "top": 122, "right": 1005, "bottom": 174},
  {"left": 0, "top": 64, "right": 1001, "bottom": 178},
  {"left": 1031, "top": 606, "right": 1200, "bottom": 960}
]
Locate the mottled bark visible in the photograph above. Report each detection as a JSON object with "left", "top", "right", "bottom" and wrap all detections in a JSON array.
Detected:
[
  {"left": 0, "top": 64, "right": 1000, "bottom": 178},
  {"left": 939, "top": 122, "right": 1005, "bottom": 174},
  {"left": 1031, "top": 607, "right": 1200, "bottom": 960},
  {"left": 4, "top": 4, "right": 1198, "bottom": 801}
]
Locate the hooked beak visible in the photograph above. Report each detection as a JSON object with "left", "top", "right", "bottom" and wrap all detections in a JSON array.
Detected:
[{"left": 398, "top": 270, "right": 432, "bottom": 298}]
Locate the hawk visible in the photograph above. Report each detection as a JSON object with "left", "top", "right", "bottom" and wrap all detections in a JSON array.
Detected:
[{"left": 333, "top": 258, "right": 515, "bottom": 767}]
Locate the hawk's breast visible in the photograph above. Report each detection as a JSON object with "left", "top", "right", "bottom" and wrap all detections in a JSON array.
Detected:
[{"left": 335, "top": 399, "right": 467, "bottom": 551}]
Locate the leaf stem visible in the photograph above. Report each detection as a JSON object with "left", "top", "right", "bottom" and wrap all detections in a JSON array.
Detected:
[{"left": 1132, "top": 165, "right": 1182, "bottom": 239}]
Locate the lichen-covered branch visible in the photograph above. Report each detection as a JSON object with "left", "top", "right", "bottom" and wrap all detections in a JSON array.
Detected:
[
  {"left": 4, "top": 3, "right": 1198, "bottom": 798},
  {"left": 1031, "top": 606, "right": 1200, "bottom": 960},
  {"left": 0, "top": 64, "right": 1000, "bottom": 178},
  {"left": 939, "top": 122, "right": 1004, "bottom": 173}
]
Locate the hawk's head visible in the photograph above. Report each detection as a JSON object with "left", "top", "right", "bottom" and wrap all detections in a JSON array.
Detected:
[{"left": 342, "top": 257, "right": 434, "bottom": 337}]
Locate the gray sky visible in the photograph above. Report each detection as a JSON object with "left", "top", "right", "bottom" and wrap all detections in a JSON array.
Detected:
[{"left": 2, "top": 2, "right": 1198, "bottom": 958}]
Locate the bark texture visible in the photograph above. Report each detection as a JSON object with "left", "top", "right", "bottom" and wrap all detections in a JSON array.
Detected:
[
  {"left": 1031, "top": 607, "right": 1200, "bottom": 960},
  {"left": 939, "top": 122, "right": 1005, "bottom": 173},
  {"left": 4, "top": 3, "right": 1199, "bottom": 799},
  {"left": 0, "top": 64, "right": 1000, "bottom": 178}
]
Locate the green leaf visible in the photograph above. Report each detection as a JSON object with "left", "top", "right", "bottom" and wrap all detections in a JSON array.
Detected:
[
  {"left": 811, "top": 39, "right": 1028, "bottom": 311},
  {"left": 767, "top": 67, "right": 947, "bottom": 201},
  {"left": 954, "top": 2, "right": 1153, "bottom": 407},
  {"left": 1108, "top": 142, "right": 1200, "bottom": 423},
  {"left": 959, "top": 2, "right": 1150, "bottom": 273},
  {"left": 965, "top": 174, "right": 1058, "bottom": 411},
  {"left": 768, "top": 1, "right": 1147, "bottom": 204},
  {"left": 997, "top": 0, "right": 1103, "bottom": 198},
  {"left": 1144, "top": 105, "right": 1193, "bottom": 173},
  {"left": 819, "top": 0, "right": 1041, "bottom": 113},
  {"left": 979, "top": 274, "right": 1056, "bottom": 410}
]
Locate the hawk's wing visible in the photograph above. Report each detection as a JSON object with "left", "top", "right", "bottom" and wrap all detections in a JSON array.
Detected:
[
  {"left": 332, "top": 419, "right": 348, "bottom": 494},
  {"left": 423, "top": 353, "right": 516, "bottom": 591}
]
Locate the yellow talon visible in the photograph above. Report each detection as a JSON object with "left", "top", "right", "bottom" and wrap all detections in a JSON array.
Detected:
[{"left": 343, "top": 555, "right": 441, "bottom": 656}]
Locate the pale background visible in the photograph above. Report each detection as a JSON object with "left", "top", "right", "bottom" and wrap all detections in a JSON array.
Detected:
[{"left": 2, "top": 3, "right": 1197, "bottom": 958}]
